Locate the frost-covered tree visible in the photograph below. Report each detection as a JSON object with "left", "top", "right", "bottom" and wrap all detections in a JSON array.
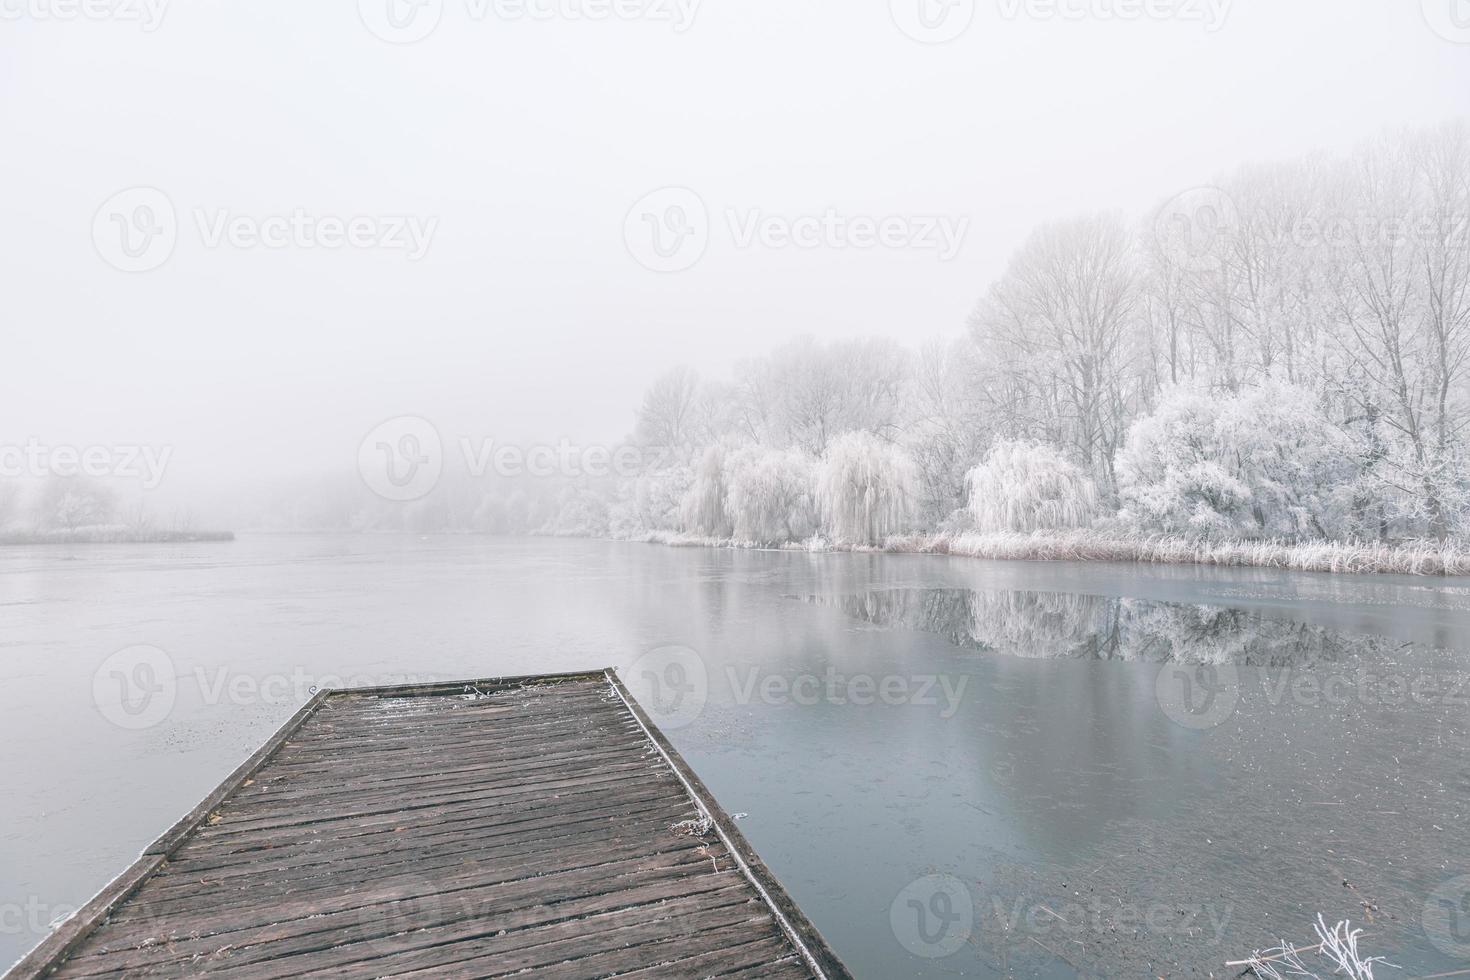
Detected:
[
  {"left": 545, "top": 480, "right": 611, "bottom": 537},
  {"left": 1116, "top": 382, "right": 1356, "bottom": 538},
  {"left": 724, "top": 445, "right": 817, "bottom": 545},
  {"left": 966, "top": 440, "right": 1099, "bottom": 533},
  {"left": 906, "top": 337, "right": 991, "bottom": 527},
  {"left": 816, "top": 432, "right": 917, "bottom": 546},
  {"left": 968, "top": 214, "right": 1143, "bottom": 484},
  {"left": 635, "top": 366, "right": 701, "bottom": 453},
  {"left": 632, "top": 466, "right": 692, "bottom": 533},
  {"left": 678, "top": 438, "right": 741, "bottom": 537},
  {"left": 732, "top": 338, "right": 910, "bottom": 454},
  {"left": 35, "top": 476, "right": 116, "bottom": 531}
]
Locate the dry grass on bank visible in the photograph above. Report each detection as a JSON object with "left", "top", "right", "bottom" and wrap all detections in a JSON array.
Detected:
[{"left": 627, "top": 528, "right": 1470, "bottom": 576}]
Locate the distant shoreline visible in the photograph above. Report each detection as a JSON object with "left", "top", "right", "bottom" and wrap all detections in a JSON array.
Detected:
[
  {"left": 0, "top": 529, "right": 235, "bottom": 545},
  {"left": 628, "top": 529, "right": 1470, "bottom": 577}
]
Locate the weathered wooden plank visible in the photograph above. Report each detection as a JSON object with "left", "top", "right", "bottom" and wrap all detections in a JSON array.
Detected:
[
  {"left": 10, "top": 670, "right": 850, "bottom": 980},
  {"left": 145, "top": 798, "right": 695, "bottom": 892}
]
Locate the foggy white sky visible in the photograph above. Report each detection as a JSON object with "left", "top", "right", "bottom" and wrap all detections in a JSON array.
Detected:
[{"left": 3, "top": 0, "right": 1468, "bottom": 505}]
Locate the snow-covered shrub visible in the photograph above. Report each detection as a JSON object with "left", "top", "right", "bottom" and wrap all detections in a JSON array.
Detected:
[
  {"left": 543, "top": 481, "right": 610, "bottom": 537},
  {"left": 816, "top": 432, "right": 917, "bottom": 546},
  {"left": 1117, "top": 382, "right": 1356, "bottom": 539},
  {"left": 724, "top": 445, "right": 817, "bottom": 545},
  {"left": 966, "top": 440, "right": 1099, "bottom": 533},
  {"left": 609, "top": 466, "right": 692, "bottom": 537}
]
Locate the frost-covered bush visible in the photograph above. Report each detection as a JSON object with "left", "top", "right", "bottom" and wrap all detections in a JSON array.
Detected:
[
  {"left": 816, "top": 432, "right": 917, "bottom": 546},
  {"left": 724, "top": 445, "right": 817, "bottom": 545},
  {"left": 966, "top": 440, "right": 1099, "bottom": 533},
  {"left": 1117, "top": 382, "right": 1356, "bottom": 539},
  {"left": 543, "top": 481, "right": 611, "bottom": 537},
  {"left": 609, "top": 466, "right": 692, "bottom": 537}
]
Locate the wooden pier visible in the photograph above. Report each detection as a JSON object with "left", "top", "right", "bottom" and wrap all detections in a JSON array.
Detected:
[{"left": 8, "top": 670, "right": 850, "bottom": 979}]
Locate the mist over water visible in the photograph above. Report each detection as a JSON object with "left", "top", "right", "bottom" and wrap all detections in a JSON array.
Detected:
[{"left": 6, "top": 1, "right": 1470, "bottom": 976}]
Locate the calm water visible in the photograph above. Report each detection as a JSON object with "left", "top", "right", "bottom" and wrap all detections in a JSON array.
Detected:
[{"left": 3, "top": 535, "right": 1469, "bottom": 976}]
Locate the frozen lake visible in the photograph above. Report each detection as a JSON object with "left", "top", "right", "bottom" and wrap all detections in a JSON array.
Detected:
[{"left": 3, "top": 535, "right": 1469, "bottom": 976}]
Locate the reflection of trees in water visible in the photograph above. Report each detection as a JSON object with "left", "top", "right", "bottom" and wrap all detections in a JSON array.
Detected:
[{"left": 801, "top": 589, "right": 1388, "bottom": 666}]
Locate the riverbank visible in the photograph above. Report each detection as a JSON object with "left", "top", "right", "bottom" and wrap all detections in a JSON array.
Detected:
[
  {"left": 0, "top": 528, "right": 235, "bottom": 545},
  {"left": 630, "top": 528, "right": 1470, "bottom": 576}
]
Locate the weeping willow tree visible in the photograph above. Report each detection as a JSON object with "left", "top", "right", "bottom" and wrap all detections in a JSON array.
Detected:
[
  {"left": 724, "top": 445, "right": 817, "bottom": 545},
  {"left": 966, "top": 439, "right": 1099, "bottom": 533},
  {"left": 816, "top": 432, "right": 917, "bottom": 547},
  {"left": 678, "top": 439, "right": 739, "bottom": 537}
]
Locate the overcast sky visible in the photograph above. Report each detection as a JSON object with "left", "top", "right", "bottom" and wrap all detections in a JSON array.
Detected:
[{"left": 3, "top": 0, "right": 1468, "bottom": 505}]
